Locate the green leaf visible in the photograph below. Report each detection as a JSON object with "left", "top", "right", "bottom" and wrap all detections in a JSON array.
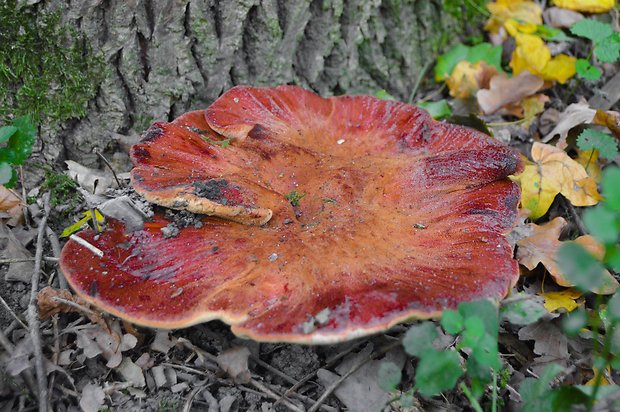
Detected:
[
  {"left": 0, "top": 125, "right": 17, "bottom": 144},
  {"left": 575, "top": 58, "right": 602, "bottom": 81},
  {"left": 403, "top": 322, "right": 437, "bottom": 356},
  {"left": 377, "top": 361, "right": 402, "bottom": 392},
  {"left": 460, "top": 316, "right": 485, "bottom": 348},
  {"left": 583, "top": 205, "right": 619, "bottom": 245},
  {"left": 557, "top": 243, "right": 607, "bottom": 293},
  {"left": 375, "top": 89, "right": 397, "bottom": 101},
  {"left": 415, "top": 349, "right": 463, "bottom": 397},
  {"left": 570, "top": 19, "right": 614, "bottom": 43},
  {"left": 551, "top": 386, "right": 590, "bottom": 411},
  {"left": 500, "top": 294, "right": 548, "bottom": 326},
  {"left": 562, "top": 308, "right": 588, "bottom": 336},
  {"left": 434, "top": 42, "right": 502, "bottom": 82},
  {"left": 602, "top": 167, "right": 620, "bottom": 212},
  {"left": 60, "top": 210, "right": 105, "bottom": 238},
  {"left": 417, "top": 100, "right": 452, "bottom": 120},
  {"left": 458, "top": 299, "right": 499, "bottom": 337},
  {"left": 440, "top": 310, "right": 464, "bottom": 334},
  {"left": 435, "top": 43, "right": 469, "bottom": 81},
  {"left": 577, "top": 129, "right": 619, "bottom": 160},
  {"left": 595, "top": 33, "right": 620, "bottom": 63},
  {"left": 0, "top": 162, "right": 12, "bottom": 185},
  {"left": 607, "top": 293, "right": 620, "bottom": 323},
  {"left": 520, "top": 364, "right": 565, "bottom": 410}
]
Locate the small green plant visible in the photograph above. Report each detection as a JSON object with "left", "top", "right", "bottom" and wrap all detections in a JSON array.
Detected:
[
  {"left": 570, "top": 19, "right": 620, "bottom": 81},
  {"left": 285, "top": 190, "right": 305, "bottom": 207},
  {"left": 577, "top": 129, "right": 619, "bottom": 161},
  {"left": 0, "top": 116, "right": 36, "bottom": 186},
  {"left": 40, "top": 169, "right": 83, "bottom": 212}
]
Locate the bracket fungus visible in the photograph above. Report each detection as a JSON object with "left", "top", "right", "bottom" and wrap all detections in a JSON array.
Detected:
[{"left": 60, "top": 86, "right": 523, "bottom": 344}]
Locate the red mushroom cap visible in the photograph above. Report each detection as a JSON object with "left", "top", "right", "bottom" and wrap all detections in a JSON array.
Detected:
[{"left": 60, "top": 86, "right": 523, "bottom": 344}]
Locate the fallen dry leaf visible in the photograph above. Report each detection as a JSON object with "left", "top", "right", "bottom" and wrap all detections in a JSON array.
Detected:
[
  {"left": 477, "top": 71, "right": 544, "bottom": 114},
  {"left": 510, "top": 33, "right": 576, "bottom": 84},
  {"left": 116, "top": 357, "right": 146, "bottom": 388},
  {"left": 543, "top": 7, "right": 584, "bottom": 28},
  {"left": 540, "top": 288, "right": 583, "bottom": 313},
  {"left": 216, "top": 346, "right": 251, "bottom": 384},
  {"left": 593, "top": 109, "right": 620, "bottom": 140},
  {"left": 513, "top": 142, "right": 601, "bottom": 219},
  {"left": 37, "top": 286, "right": 109, "bottom": 332},
  {"left": 485, "top": 0, "right": 543, "bottom": 35},
  {"left": 576, "top": 149, "right": 602, "bottom": 182},
  {"left": 65, "top": 160, "right": 115, "bottom": 195},
  {"left": 516, "top": 217, "right": 618, "bottom": 294},
  {"left": 552, "top": 0, "right": 615, "bottom": 13},
  {"left": 542, "top": 101, "right": 596, "bottom": 148},
  {"left": 446, "top": 60, "right": 498, "bottom": 99},
  {"left": 79, "top": 383, "right": 106, "bottom": 412},
  {"left": 75, "top": 321, "right": 137, "bottom": 368},
  {"left": 0, "top": 223, "right": 34, "bottom": 283},
  {"left": 0, "top": 186, "right": 23, "bottom": 226}
]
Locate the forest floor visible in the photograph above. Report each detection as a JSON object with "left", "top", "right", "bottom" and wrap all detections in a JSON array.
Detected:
[{"left": 1, "top": 2, "right": 620, "bottom": 412}]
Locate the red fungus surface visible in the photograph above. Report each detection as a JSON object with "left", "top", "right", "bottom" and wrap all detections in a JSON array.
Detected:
[{"left": 60, "top": 86, "right": 523, "bottom": 344}]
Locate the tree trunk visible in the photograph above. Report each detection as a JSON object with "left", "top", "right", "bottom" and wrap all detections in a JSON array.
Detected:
[{"left": 42, "top": 0, "right": 453, "bottom": 169}]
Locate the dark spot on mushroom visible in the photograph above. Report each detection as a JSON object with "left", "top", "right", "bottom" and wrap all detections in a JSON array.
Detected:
[
  {"left": 89, "top": 281, "right": 98, "bottom": 297},
  {"left": 140, "top": 125, "right": 164, "bottom": 142},
  {"left": 248, "top": 124, "right": 269, "bottom": 140},
  {"left": 132, "top": 147, "right": 151, "bottom": 162},
  {"left": 193, "top": 179, "right": 229, "bottom": 201}
]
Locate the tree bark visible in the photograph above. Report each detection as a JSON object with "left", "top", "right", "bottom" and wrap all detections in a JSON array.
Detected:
[{"left": 42, "top": 0, "right": 453, "bottom": 168}]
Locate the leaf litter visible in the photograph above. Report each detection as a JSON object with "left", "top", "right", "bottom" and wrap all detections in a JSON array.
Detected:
[{"left": 1, "top": 0, "right": 620, "bottom": 411}]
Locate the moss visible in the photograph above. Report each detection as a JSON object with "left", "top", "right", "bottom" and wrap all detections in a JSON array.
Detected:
[
  {"left": 0, "top": 0, "right": 104, "bottom": 126},
  {"left": 40, "top": 170, "right": 83, "bottom": 212}
]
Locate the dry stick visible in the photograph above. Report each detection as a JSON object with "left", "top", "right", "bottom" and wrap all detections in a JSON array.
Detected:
[
  {"left": 68, "top": 234, "right": 103, "bottom": 257},
  {"left": 27, "top": 193, "right": 50, "bottom": 412},
  {"left": 563, "top": 197, "right": 587, "bottom": 235},
  {"left": 0, "top": 257, "right": 58, "bottom": 264},
  {"left": 95, "top": 150, "right": 123, "bottom": 188},
  {"left": 0, "top": 294, "right": 28, "bottom": 330},
  {"left": 274, "top": 340, "right": 364, "bottom": 408},
  {"left": 250, "top": 355, "right": 298, "bottom": 386},
  {"left": 249, "top": 379, "right": 305, "bottom": 412},
  {"left": 45, "top": 227, "right": 67, "bottom": 290},
  {"left": 308, "top": 341, "right": 402, "bottom": 412},
  {"left": 181, "top": 384, "right": 207, "bottom": 412}
]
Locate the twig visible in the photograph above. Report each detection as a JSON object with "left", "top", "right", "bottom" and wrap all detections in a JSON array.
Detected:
[
  {"left": 68, "top": 234, "right": 103, "bottom": 257},
  {"left": 563, "top": 197, "right": 587, "bottom": 235},
  {"left": 50, "top": 296, "right": 97, "bottom": 316},
  {"left": 45, "top": 226, "right": 67, "bottom": 289},
  {"left": 0, "top": 257, "right": 58, "bottom": 264},
  {"left": 250, "top": 355, "right": 298, "bottom": 386},
  {"left": 26, "top": 193, "right": 50, "bottom": 412},
  {"left": 19, "top": 166, "right": 30, "bottom": 228},
  {"left": 250, "top": 379, "right": 305, "bottom": 412},
  {"left": 408, "top": 59, "right": 434, "bottom": 104},
  {"left": 95, "top": 150, "right": 123, "bottom": 189},
  {"left": 182, "top": 384, "right": 207, "bottom": 412},
  {"left": 0, "top": 294, "right": 28, "bottom": 330},
  {"left": 308, "top": 341, "right": 401, "bottom": 412}
]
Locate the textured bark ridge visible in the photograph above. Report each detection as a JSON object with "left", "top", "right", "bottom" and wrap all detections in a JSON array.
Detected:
[{"left": 46, "top": 0, "right": 451, "bottom": 167}]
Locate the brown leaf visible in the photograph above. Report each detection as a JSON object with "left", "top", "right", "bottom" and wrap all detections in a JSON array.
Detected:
[
  {"left": 37, "top": 286, "right": 109, "bottom": 332},
  {"left": 516, "top": 217, "right": 618, "bottom": 294},
  {"left": 0, "top": 186, "right": 23, "bottom": 226},
  {"left": 477, "top": 71, "right": 544, "bottom": 115},
  {"left": 543, "top": 7, "right": 583, "bottom": 28},
  {"left": 593, "top": 109, "right": 620, "bottom": 140},
  {"left": 542, "top": 101, "right": 596, "bottom": 148},
  {"left": 0, "top": 223, "right": 34, "bottom": 283},
  {"left": 216, "top": 346, "right": 251, "bottom": 384}
]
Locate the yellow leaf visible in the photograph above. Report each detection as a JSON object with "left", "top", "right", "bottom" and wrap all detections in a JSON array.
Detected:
[
  {"left": 485, "top": 0, "right": 543, "bottom": 34},
  {"left": 576, "top": 149, "right": 602, "bottom": 182},
  {"left": 552, "top": 0, "right": 615, "bottom": 13},
  {"left": 504, "top": 18, "right": 539, "bottom": 37},
  {"left": 446, "top": 61, "right": 497, "bottom": 99},
  {"left": 516, "top": 217, "right": 619, "bottom": 294},
  {"left": 521, "top": 94, "right": 549, "bottom": 127},
  {"left": 511, "top": 33, "right": 550, "bottom": 75},
  {"left": 586, "top": 366, "right": 613, "bottom": 386},
  {"left": 541, "top": 288, "right": 583, "bottom": 312},
  {"left": 513, "top": 142, "right": 601, "bottom": 219},
  {"left": 60, "top": 210, "right": 105, "bottom": 238},
  {"left": 540, "top": 54, "right": 577, "bottom": 84}
]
